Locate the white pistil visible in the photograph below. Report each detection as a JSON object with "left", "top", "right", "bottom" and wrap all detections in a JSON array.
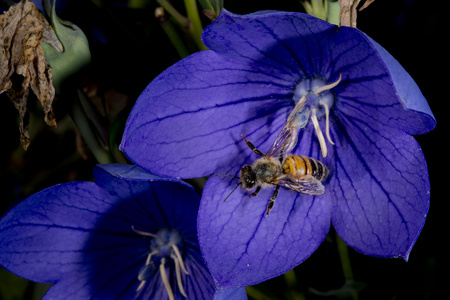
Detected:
[
  {"left": 170, "top": 244, "right": 189, "bottom": 297},
  {"left": 311, "top": 109, "right": 328, "bottom": 158},
  {"left": 132, "top": 225, "right": 164, "bottom": 243},
  {"left": 145, "top": 249, "right": 159, "bottom": 266},
  {"left": 137, "top": 278, "right": 146, "bottom": 292},
  {"left": 160, "top": 258, "right": 175, "bottom": 300},
  {"left": 171, "top": 244, "right": 189, "bottom": 275},
  {"left": 171, "top": 253, "right": 188, "bottom": 297},
  {"left": 313, "top": 74, "right": 342, "bottom": 95},
  {"left": 310, "top": 74, "right": 341, "bottom": 158},
  {"left": 321, "top": 101, "right": 335, "bottom": 146},
  {"left": 137, "top": 250, "right": 159, "bottom": 290}
]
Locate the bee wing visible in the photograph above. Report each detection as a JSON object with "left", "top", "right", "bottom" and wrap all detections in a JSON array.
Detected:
[
  {"left": 275, "top": 174, "right": 325, "bottom": 196},
  {"left": 266, "top": 95, "right": 311, "bottom": 159},
  {"left": 265, "top": 121, "right": 294, "bottom": 158}
]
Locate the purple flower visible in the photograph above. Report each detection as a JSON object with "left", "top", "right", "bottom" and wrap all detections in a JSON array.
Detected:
[
  {"left": 120, "top": 10, "right": 435, "bottom": 288},
  {"left": 0, "top": 164, "right": 246, "bottom": 299}
]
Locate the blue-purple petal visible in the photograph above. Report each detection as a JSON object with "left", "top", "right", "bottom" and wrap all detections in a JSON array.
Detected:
[
  {"left": 202, "top": 10, "right": 336, "bottom": 78},
  {"left": 214, "top": 287, "right": 248, "bottom": 300},
  {"left": 121, "top": 10, "right": 434, "bottom": 181},
  {"left": 364, "top": 34, "right": 435, "bottom": 134},
  {"left": 120, "top": 50, "right": 295, "bottom": 178},
  {"left": 198, "top": 173, "right": 332, "bottom": 287},
  {"left": 95, "top": 163, "right": 170, "bottom": 182},
  {"left": 0, "top": 182, "right": 122, "bottom": 283},
  {"left": 329, "top": 115, "right": 429, "bottom": 259},
  {"left": 320, "top": 27, "right": 434, "bottom": 137},
  {"left": 204, "top": 10, "right": 435, "bottom": 137}
]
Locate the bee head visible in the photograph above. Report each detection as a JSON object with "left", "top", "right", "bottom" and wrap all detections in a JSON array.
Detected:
[{"left": 240, "top": 165, "right": 256, "bottom": 190}]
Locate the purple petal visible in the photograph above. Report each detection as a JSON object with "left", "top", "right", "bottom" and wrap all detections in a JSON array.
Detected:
[
  {"left": 93, "top": 164, "right": 200, "bottom": 235},
  {"left": 95, "top": 163, "right": 170, "bottom": 181},
  {"left": 329, "top": 116, "right": 429, "bottom": 259},
  {"left": 364, "top": 34, "right": 435, "bottom": 134},
  {"left": 198, "top": 174, "right": 332, "bottom": 288},
  {"left": 121, "top": 10, "right": 434, "bottom": 181},
  {"left": 0, "top": 182, "right": 149, "bottom": 299},
  {"left": 202, "top": 10, "right": 336, "bottom": 78},
  {"left": 328, "top": 27, "right": 435, "bottom": 135},
  {"left": 119, "top": 11, "right": 338, "bottom": 179},
  {"left": 120, "top": 50, "right": 295, "bottom": 178},
  {"left": 214, "top": 287, "right": 248, "bottom": 300}
]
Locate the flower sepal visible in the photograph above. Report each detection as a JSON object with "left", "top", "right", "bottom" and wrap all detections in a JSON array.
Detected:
[
  {"left": 197, "top": 0, "right": 223, "bottom": 20},
  {"left": 41, "top": 0, "right": 91, "bottom": 93}
]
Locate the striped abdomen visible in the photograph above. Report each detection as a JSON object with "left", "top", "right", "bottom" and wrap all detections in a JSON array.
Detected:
[{"left": 282, "top": 155, "right": 329, "bottom": 181}]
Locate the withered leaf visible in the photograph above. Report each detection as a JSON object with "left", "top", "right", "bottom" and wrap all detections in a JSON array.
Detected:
[
  {"left": 338, "top": 0, "right": 375, "bottom": 28},
  {"left": 0, "top": 0, "right": 62, "bottom": 150}
]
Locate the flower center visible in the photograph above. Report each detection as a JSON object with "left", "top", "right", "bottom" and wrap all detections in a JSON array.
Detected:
[
  {"left": 132, "top": 226, "right": 189, "bottom": 300},
  {"left": 292, "top": 74, "right": 342, "bottom": 158}
]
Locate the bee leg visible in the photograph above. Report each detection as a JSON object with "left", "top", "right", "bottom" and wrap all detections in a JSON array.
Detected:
[
  {"left": 249, "top": 186, "right": 261, "bottom": 198},
  {"left": 241, "top": 135, "right": 265, "bottom": 157},
  {"left": 265, "top": 186, "right": 280, "bottom": 216}
]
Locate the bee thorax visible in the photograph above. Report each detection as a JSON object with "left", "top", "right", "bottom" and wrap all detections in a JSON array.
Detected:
[{"left": 253, "top": 158, "right": 282, "bottom": 184}]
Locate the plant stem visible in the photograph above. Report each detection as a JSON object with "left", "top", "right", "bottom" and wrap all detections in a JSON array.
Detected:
[
  {"left": 156, "top": 0, "right": 190, "bottom": 28},
  {"left": 183, "top": 0, "right": 207, "bottom": 50},
  {"left": 284, "top": 269, "right": 305, "bottom": 300},
  {"left": 70, "top": 90, "right": 112, "bottom": 164},
  {"left": 155, "top": 8, "right": 190, "bottom": 58},
  {"left": 245, "top": 286, "right": 275, "bottom": 300},
  {"left": 336, "top": 232, "right": 353, "bottom": 281}
]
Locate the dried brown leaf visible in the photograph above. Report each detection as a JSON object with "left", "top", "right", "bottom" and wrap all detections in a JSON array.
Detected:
[
  {"left": 0, "top": 0, "right": 62, "bottom": 149},
  {"left": 359, "top": 0, "right": 375, "bottom": 12},
  {"left": 338, "top": 0, "right": 375, "bottom": 28}
]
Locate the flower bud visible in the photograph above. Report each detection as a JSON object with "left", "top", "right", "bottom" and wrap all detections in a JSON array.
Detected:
[{"left": 41, "top": 0, "right": 91, "bottom": 93}]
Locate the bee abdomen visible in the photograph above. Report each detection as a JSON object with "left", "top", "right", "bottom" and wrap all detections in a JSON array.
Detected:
[
  {"left": 307, "top": 156, "right": 329, "bottom": 181},
  {"left": 283, "top": 155, "right": 329, "bottom": 181}
]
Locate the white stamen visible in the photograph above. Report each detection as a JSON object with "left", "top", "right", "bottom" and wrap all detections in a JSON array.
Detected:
[
  {"left": 133, "top": 227, "right": 189, "bottom": 298},
  {"left": 321, "top": 102, "right": 335, "bottom": 145},
  {"left": 171, "top": 244, "right": 189, "bottom": 275},
  {"left": 145, "top": 249, "right": 159, "bottom": 266},
  {"left": 313, "top": 74, "right": 342, "bottom": 95},
  {"left": 136, "top": 250, "right": 160, "bottom": 291},
  {"left": 311, "top": 109, "right": 328, "bottom": 158},
  {"left": 171, "top": 253, "right": 188, "bottom": 297},
  {"left": 137, "top": 279, "right": 146, "bottom": 292},
  {"left": 132, "top": 225, "right": 164, "bottom": 244},
  {"left": 160, "top": 258, "right": 175, "bottom": 300}
]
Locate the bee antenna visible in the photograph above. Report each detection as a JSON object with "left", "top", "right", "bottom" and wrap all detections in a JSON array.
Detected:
[
  {"left": 214, "top": 174, "right": 241, "bottom": 202},
  {"left": 223, "top": 182, "right": 241, "bottom": 202}
]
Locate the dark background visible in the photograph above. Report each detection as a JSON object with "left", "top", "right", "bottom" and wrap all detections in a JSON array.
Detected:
[{"left": 0, "top": 0, "right": 447, "bottom": 299}]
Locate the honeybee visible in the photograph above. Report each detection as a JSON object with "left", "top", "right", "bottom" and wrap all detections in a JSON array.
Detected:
[{"left": 225, "top": 94, "right": 329, "bottom": 216}]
